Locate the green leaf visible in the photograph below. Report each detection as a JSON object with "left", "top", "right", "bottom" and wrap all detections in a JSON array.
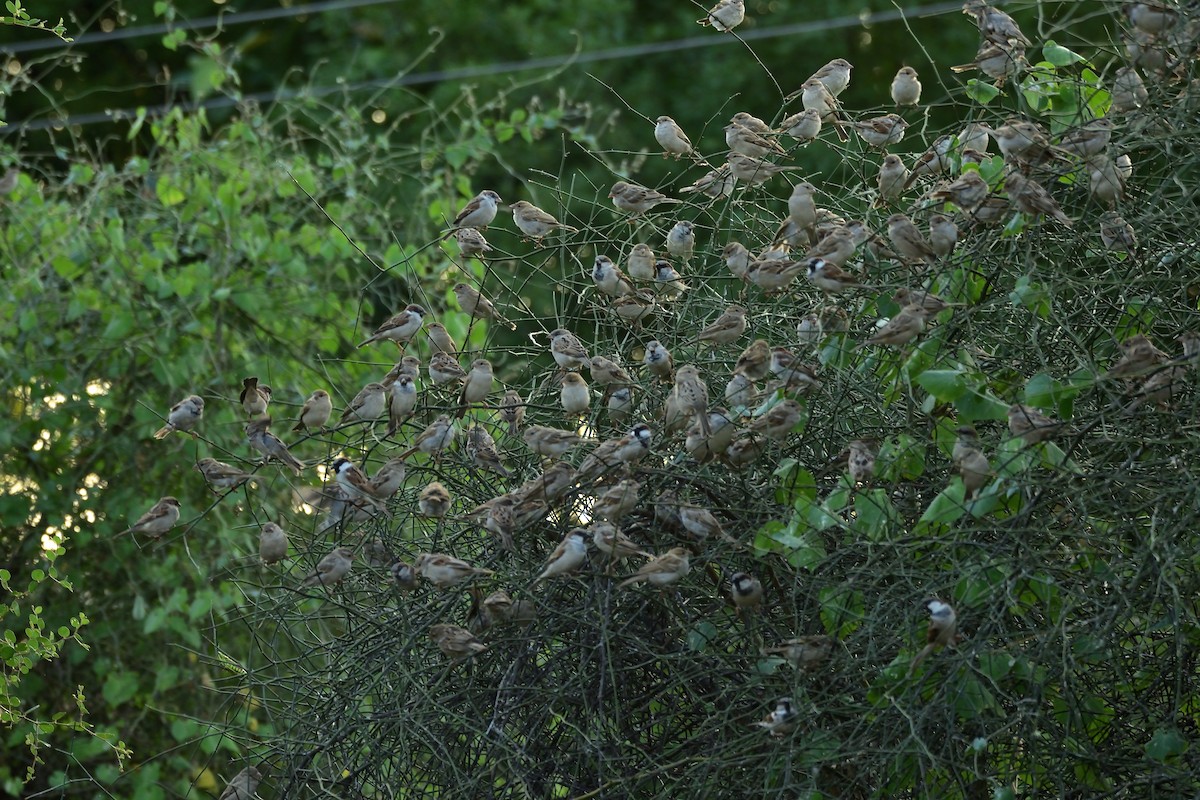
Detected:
[
  {"left": 102, "top": 672, "right": 139, "bottom": 707},
  {"left": 978, "top": 650, "right": 1013, "bottom": 680},
  {"left": 1043, "top": 40, "right": 1086, "bottom": 67},
  {"left": 853, "top": 489, "right": 899, "bottom": 541},
  {"left": 1009, "top": 276, "right": 1051, "bottom": 318},
  {"left": 819, "top": 586, "right": 865, "bottom": 639},
  {"left": 686, "top": 621, "right": 717, "bottom": 653},
  {"left": 155, "top": 174, "right": 186, "bottom": 207},
  {"left": 1146, "top": 727, "right": 1188, "bottom": 762},
  {"left": 913, "top": 484, "right": 967, "bottom": 535},
  {"left": 965, "top": 79, "right": 1001, "bottom": 105},
  {"left": 916, "top": 369, "right": 967, "bottom": 402},
  {"left": 952, "top": 674, "right": 997, "bottom": 719}
]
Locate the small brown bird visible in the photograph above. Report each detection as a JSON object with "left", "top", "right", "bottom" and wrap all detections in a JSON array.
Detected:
[
  {"left": 876, "top": 154, "right": 909, "bottom": 207},
  {"left": 1004, "top": 172, "right": 1073, "bottom": 227},
  {"left": 806, "top": 258, "right": 869, "bottom": 294},
  {"left": 429, "top": 623, "right": 488, "bottom": 662},
  {"left": 673, "top": 365, "right": 711, "bottom": 435},
  {"left": 534, "top": 529, "right": 591, "bottom": 585},
  {"left": 653, "top": 115, "right": 694, "bottom": 158},
  {"left": 589, "top": 355, "right": 633, "bottom": 387},
  {"left": 576, "top": 423, "right": 653, "bottom": 484},
  {"left": 886, "top": 214, "right": 938, "bottom": 265},
  {"left": 726, "top": 153, "right": 806, "bottom": 185},
  {"left": 510, "top": 200, "right": 578, "bottom": 241},
  {"left": 500, "top": 389, "right": 526, "bottom": 436},
  {"left": 679, "top": 165, "right": 736, "bottom": 198},
  {"left": 731, "top": 571, "right": 763, "bottom": 611},
  {"left": 755, "top": 697, "right": 799, "bottom": 737},
  {"left": 956, "top": 442, "right": 991, "bottom": 499},
  {"left": 1099, "top": 212, "right": 1137, "bottom": 253},
  {"left": 259, "top": 522, "right": 288, "bottom": 564},
  {"left": 749, "top": 398, "right": 803, "bottom": 440},
  {"left": 1007, "top": 403, "right": 1064, "bottom": 445},
  {"left": 426, "top": 322, "right": 458, "bottom": 355},
  {"left": 931, "top": 171, "right": 990, "bottom": 211},
  {"left": 590, "top": 521, "right": 652, "bottom": 561},
  {"left": 762, "top": 635, "right": 834, "bottom": 672},
  {"left": 428, "top": 352, "right": 467, "bottom": 387},
  {"left": 928, "top": 215, "right": 960, "bottom": 258},
  {"left": 119, "top": 496, "right": 181, "bottom": 537},
  {"left": 698, "top": 306, "right": 747, "bottom": 346},
  {"left": 153, "top": 395, "right": 205, "bottom": 439},
  {"left": 846, "top": 439, "right": 877, "bottom": 485},
  {"left": 466, "top": 426, "right": 510, "bottom": 478},
  {"left": 399, "top": 415, "right": 457, "bottom": 460},
  {"left": 453, "top": 226, "right": 491, "bottom": 259},
  {"left": 696, "top": 0, "right": 744, "bottom": 31},
  {"left": 523, "top": 425, "right": 588, "bottom": 458},
  {"left": 366, "top": 457, "right": 407, "bottom": 498},
  {"left": 644, "top": 339, "right": 675, "bottom": 380},
  {"left": 357, "top": 304, "right": 427, "bottom": 348},
  {"left": 332, "top": 457, "right": 387, "bottom": 513},
  {"left": 560, "top": 372, "right": 592, "bottom": 415},
  {"left": 239, "top": 377, "right": 271, "bottom": 417},
  {"left": 386, "top": 374, "right": 418, "bottom": 436},
  {"left": 859, "top": 305, "right": 931, "bottom": 348},
  {"left": 391, "top": 561, "right": 420, "bottom": 592},
  {"left": 608, "top": 180, "right": 681, "bottom": 215},
  {"left": 734, "top": 339, "right": 772, "bottom": 381},
  {"left": 851, "top": 114, "right": 908, "bottom": 148},
  {"left": 217, "top": 766, "right": 262, "bottom": 800},
  {"left": 617, "top": 547, "right": 691, "bottom": 589},
  {"left": 963, "top": 0, "right": 1030, "bottom": 45},
  {"left": 339, "top": 382, "right": 387, "bottom": 425},
  {"left": 414, "top": 553, "right": 494, "bottom": 588},
  {"left": 448, "top": 189, "right": 501, "bottom": 231},
  {"left": 590, "top": 479, "right": 640, "bottom": 522},
  {"left": 245, "top": 417, "right": 305, "bottom": 473},
  {"left": 892, "top": 288, "right": 956, "bottom": 315},
  {"left": 1106, "top": 334, "right": 1168, "bottom": 380},
  {"left": 453, "top": 283, "right": 516, "bottom": 330},
  {"left": 417, "top": 481, "right": 452, "bottom": 518},
  {"left": 725, "top": 122, "right": 787, "bottom": 158},
  {"left": 293, "top": 389, "right": 332, "bottom": 433},
  {"left": 890, "top": 66, "right": 922, "bottom": 106},
  {"left": 299, "top": 547, "right": 354, "bottom": 589},
  {"left": 195, "top": 458, "right": 254, "bottom": 492},
  {"left": 780, "top": 108, "right": 822, "bottom": 143},
  {"left": 550, "top": 328, "right": 593, "bottom": 370},
  {"left": 592, "top": 255, "right": 634, "bottom": 297},
  {"left": 457, "top": 358, "right": 494, "bottom": 416},
  {"left": 908, "top": 599, "right": 957, "bottom": 675}
]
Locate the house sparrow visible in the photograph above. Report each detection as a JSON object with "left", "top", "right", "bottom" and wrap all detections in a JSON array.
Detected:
[
  {"left": 550, "top": 328, "right": 593, "bottom": 370},
  {"left": 724, "top": 373, "right": 758, "bottom": 408},
  {"left": 1056, "top": 117, "right": 1115, "bottom": 159},
  {"left": 293, "top": 389, "right": 332, "bottom": 433},
  {"left": 762, "top": 635, "right": 834, "bottom": 672},
  {"left": 802, "top": 228, "right": 857, "bottom": 267},
  {"left": 1125, "top": 1, "right": 1178, "bottom": 34},
  {"left": 902, "top": 135, "right": 955, "bottom": 189},
  {"left": 258, "top": 522, "right": 288, "bottom": 564},
  {"left": 612, "top": 291, "right": 656, "bottom": 327},
  {"left": 796, "top": 78, "right": 848, "bottom": 140},
  {"left": 985, "top": 120, "right": 1068, "bottom": 166},
  {"left": 428, "top": 352, "right": 467, "bottom": 387},
  {"left": 390, "top": 561, "right": 420, "bottom": 592},
  {"left": 466, "top": 426, "right": 510, "bottom": 478},
  {"left": 515, "top": 461, "right": 578, "bottom": 503},
  {"left": 851, "top": 114, "right": 907, "bottom": 148},
  {"left": 608, "top": 180, "right": 681, "bottom": 215},
  {"left": 1004, "top": 172, "right": 1072, "bottom": 227},
  {"left": 400, "top": 415, "right": 457, "bottom": 459},
  {"left": 366, "top": 457, "right": 407, "bottom": 498},
  {"left": 590, "top": 478, "right": 640, "bottom": 522},
  {"left": 576, "top": 423, "right": 653, "bottom": 483},
  {"left": 1088, "top": 156, "right": 1127, "bottom": 205},
  {"left": 1099, "top": 212, "right": 1137, "bottom": 253},
  {"left": 626, "top": 243, "right": 657, "bottom": 281},
  {"left": 382, "top": 355, "right": 421, "bottom": 387},
  {"left": 846, "top": 439, "right": 877, "bottom": 484},
  {"left": 673, "top": 365, "right": 711, "bottom": 435},
  {"left": 859, "top": 304, "right": 930, "bottom": 348},
  {"left": 665, "top": 220, "right": 696, "bottom": 262},
  {"left": 679, "top": 165, "right": 736, "bottom": 198},
  {"left": 698, "top": 305, "right": 747, "bottom": 346},
  {"left": 523, "top": 425, "right": 587, "bottom": 458},
  {"left": 722, "top": 242, "right": 751, "bottom": 281},
  {"left": 429, "top": 623, "right": 488, "bottom": 662},
  {"left": 731, "top": 571, "right": 763, "bottom": 611},
  {"left": 534, "top": 529, "right": 590, "bottom": 584},
  {"left": 730, "top": 111, "right": 770, "bottom": 133},
  {"left": 928, "top": 215, "right": 959, "bottom": 258},
  {"left": 892, "top": 288, "right": 956, "bottom": 314},
  {"left": 1111, "top": 66, "right": 1149, "bottom": 113},
  {"left": 643, "top": 340, "right": 674, "bottom": 380},
  {"left": 726, "top": 153, "right": 806, "bottom": 184},
  {"left": 333, "top": 457, "right": 387, "bottom": 512},
  {"left": 415, "top": 553, "right": 494, "bottom": 588},
  {"left": 654, "top": 115, "right": 694, "bottom": 158},
  {"left": 909, "top": 598, "right": 958, "bottom": 674},
  {"left": 510, "top": 200, "right": 578, "bottom": 241},
  {"left": 590, "top": 521, "right": 652, "bottom": 560},
  {"left": 780, "top": 109, "right": 822, "bottom": 143},
  {"left": 246, "top": 417, "right": 305, "bottom": 473},
  {"left": 696, "top": 0, "right": 744, "bottom": 31},
  {"left": 386, "top": 374, "right": 418, "bottom": 436},
  {"left": 886, "top": 213, "right": 938, "bottom": 265},
  {"left": 734, "top": 339, "right": 772, "bottom": 381},
  {"left": 453, "top": 283, "right": 516, "bottom": 330},
  {"left": 617, "top": 546, "right": 691, "bottom": 589},
  {"left": 238, "top": 377, "right": 271, "bottom": 417},
  {"left": 749, "top": 398, "right": 803, "bottom": 440},
  {"left": 806, "top": 258, "right": 869, "bottom": 294},
  {"left": 448, "top": 189, "right": 501, "bottom": 231},
  {"left": 119, "top": 496, "right": 181, "bottom": 537},
  {"left": 962, "top": 0, "right": 1031, "bottom": 46},
  {"left": 755, "top": 697, "right": 798, "bottom": 737},
  {"left": 453, "top": 226, "right": 491, "bottom": 258},
  {"left": 417, "top": 481, "right": 452, "bottom": 518},
  {"left": 1106, "top": 334, "right": 1168, "bottom": 379},
  {"left": 217, "top": 766, "right": 262, "bottom": 800},
  {"left": 560, "top": 372, "right": 591, "bottom": 415},
  {"left": 339, "top": 382, "right": 387, "bottom": 425},
  {"left": 426, "top": 322, "right": 458, "bottom": 355},
  {"left": 971, "top": 196, "right": 1011, "bottom": 226},
  {"left": 607, "top": 386, "right": 634, "bottom": 425},
  {"left": 357, "top": 304, "right": 426, "bottom": 348},
  {"left": 300, "top": 546, "right": 354, "bottom": 589},
  {"left": 1007, "top": 403, "right": 1064, "bottom": 445},
  {"left": 679, "top": 503, "right": 727, "bottom": 541},
  {"left": 769, "top": 347, "right": 822, "bottom": 393},
  {"left": 685, "top": 408, "right": 736, "bottom": 461},
  {"left": 956, "top": 442, "right": 991, "bottom": 499},
  {"left": 457, "top": 358, "right": 494, "bottom": 415},
  {"left": 890, "top": 66, "right": 922, "bottom": 106},
  {"left": 876, "top": 154, "right": 908, "bottom": 206},
  {"left": 592, "top": 255, "right": 634, "bottom": 297},
  {"left": 195, "top": 458, "right": 254, "bottom": 492},
  {"left": 725, "top": 122, "right": 786, "bottom": 158},
  {"left": 500, "top": 389, "right": 526, "bottom": 436},
  {"left": 725, "top": 432, "right": 765, "bottom": 468},
  {"left": 930, "top": 171, "right": 989, "bottom": 211},
  {"left": 746, "top": 258, "right": 805, "bottom": 293},
  {"left": 153, "top": 395, "right": 204, "bottom": 439},
  {"left": 589, "top": 355, "right": 633, "bottom": 388}
]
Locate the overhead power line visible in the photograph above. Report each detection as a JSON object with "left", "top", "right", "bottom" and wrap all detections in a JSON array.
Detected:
[{"left": 0, "top": 2, "right": 962, "bottom": 135}]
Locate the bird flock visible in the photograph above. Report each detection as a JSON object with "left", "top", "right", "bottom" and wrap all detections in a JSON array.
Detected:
[{"left": 118, "top": 2, "right": 1200, "bottom": 788}]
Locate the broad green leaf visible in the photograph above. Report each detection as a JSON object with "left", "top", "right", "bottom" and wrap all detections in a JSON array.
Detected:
[
  {"left": 965, "top": 79, "right": 1001, "bottom": 105},
  {"left": 916, "top": 369, "right": 967, "bottom": 402},
  {"left": 1146, "top": 728, "right": 1188, "bottom": 762},
  {"left": 819, "top": 586, "right": 865, "bottom": 639}
]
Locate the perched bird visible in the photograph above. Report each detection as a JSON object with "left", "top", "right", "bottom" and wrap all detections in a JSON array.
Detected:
[
  {"left": 510, "top": 200, "right": 578, "bottom": 241},
  {"left": 627, "top": 243, "right": 658, "bottom": 281},
  {"left": 550, "top": 328, "right": 593, "bottom": 370},
  {"left": 806, "top": 258, "right": 869, "bottom": 294},
  {"left": 665, "top": 220, "right": 696, "bottom": 262},
  {"left": 217, "top": 766, "right": 262, "bottom": 800},
  {"left": 592, "top": 255, "right": 634, "bottom": 297},
  {"left": 239, "top": 377, "right": 271, "bottom": 417},
  {"left": 734, "top": 339, "right": 772, "bottom": 381},
  {"left": 339, "top": 382, "right": 387, "bottom": 425},
  {"left": 698, "top": 305, "right": 747, "bottom": 346},
  {"left": 722, "top": 241, "right": 751, "bottom": 280},
  {"left": 673, "top": 365, "right": 711, "bottom": 435},
  {"left": 560, "top": 372, "right": 592, "bottom": 415},
  {"left": 1005, "top": 172, "right": 1073, "bottom": 227},
  {"left": 576, "top": 423, "right": 653, "bottom": 483},
  {"left": 366, "top": 457, "right": 407, "bottom": 498},
  {"left": 466, "top": 426, "right": 510, "bottom": 478},
  {"left": 429, "top": 623, "right": 488, "bottom": 662},
  {"left": 685, "top": 408, "right": 736, "bottom": 461},
  {"left": 1106, "top": 334, "right": 1168, "bottom": 379},
  {"left": 909, "top": 599, "right": 958, "bottom": 674},
  {"left": 726, "top": 433, "right": 765, "bottom": 468},
  {"left": 644, "top": 339, "right": 675, "bottom": 380},
  {"left": 903, "top": 135, "right": 954, "bottom": 189},
  {"left": 516, "top": 461, "right": 578, "bottom": 503},
  {"left": 246, "top": 417, "right": 305, "bottom": 473},
  {"left": 985, "top": 120, "right": 1067, "bottom": 166},
  {"left": 399, "top": 415, "right": 457, "bottom": 459},
  {"left": 390, "top": 561, "right": 420, "bottom": 592},
  {"left": 930, "top": 171, "right": 989, "bottom": 211},
  {"left": 955, "top": 439, "right": 991, "bottom": 499},
  {"left": 846, "top": 439, "right": 877, "bottom": 485},
  {"left": 1099, "top": 212, "right": 1137, "bottom": 253},
  {"left": 333, "top": 457, "right": 387, "bottom": 513},
  {"left": 802, "top": 228, "right": 857, "bottom": 267},
  {"left": 195, "top": 458, "right": 254, "bottom": 492},
  {"left": 259, "top": 522, "right": 288, "bottom": 564},
  {"left": 589, "top": 355, "right": 633, "bottom": 387},
  {"left": 1110, "top": 67, "right": 1149, "bottom": 113},
  {"left": 414, "top": 553, "right": 494, "bottom": 588},
  {"left": 654, "top": 115, "right": 694, "bottom": 158},
  {"left": 696, "top": 0, "right": 745, "bottom": 31},
  {"left": 750, "top": 398, "right": 803, "bottom": 440},
  {"left": 591, "top": 479, "right": 640, "bottom": 522},
  {"left": 417, "top": 481, "right": 452, "bottom": 518},
  {"left": 523, "top": 425, "right": 587, "bottom": 458},
  {"left": 859, "top": 305, "right": 931, "bottom": 348},
  {"left": 797, "top": 78, "right": 848, "bottom": 141},
  {"left": 386, "top": 374, "right": 418, "bottom": 436},
  {"left": 617, "top": 547, "right": 691, "bottom": 589},
  {"left": 762, "top": 635, "right": 834, "bottom": 672},
  {"left": 608, "top": 180, "right": 681, "bottom": 215},
  {"left": 607, "top": 386, "right": 635, "bottom": 425},
  {"left": 679, "top": 165, "right": 736, "bottom": 198},
  {"left": 780, "top": 109, "right": 822, "bottom": 143},
  {"left": 153, "top": 395, "right": 205, "bottom": 439},
  {"left": 755, "top": 697, "right": 798, "bottom": 737},
  {"left": 731, "top": 111, "right": 771, "bottom": 133},
  {"left": 962, "top": 0, "right": 1031, "bottom": 46},
  {"left": 725, "top": 122, "right": 786, "bottom": 158},
  {"left": 453, "top": 283, "right": 516, "bottom": 330},
  {"left": 928, "top": 215, "right": 960, "bottom": 258},
  {"left": 382, "top": 356, "right": 421, "bottom": 387},
  {"left": 590, "top": 521, "right": 652, "bottom": 560},
  {"left": 886, "top": 214, "right": 938, "bottom": 265},
  {"left": 727, "top": 153, "right": 806, "bottom": 184},
  {"left": 457, "top": 358, "right": 494, "bottom": 415},
  {"left": 534, "top": 529, "right": 590, "bottom": 585},
  {"left": 876, "top": 154, "right": 909, "bottom": 206},
  {"left": 119, "top": 496, "right": 181, "bottom": 537},
  {"left": 770, "top": 348, "right": 823, "bottom": 393},
  {"left": 892, "top": 288, "right": 956, "bottom": 314},
  {"left": 500, "top": 389, "right": 526, "bottom": 436},
  {"left": 731, "top": 572, "right": 763, "bottom": 611},
  {"left": 428, "top": 352, "right": 467, "bottom": 387},
  {"left": 1007, "top": 403, "right": 1064, "bottom": 445},
  {"left": 453, "top": 226, "right": 491, "bottom": 258},
  {"left": 724, "top": 373, "right": 758, "bottom": 408},
  {"left": 1088, "top": 156, "right": 1127, "bottom": 205},
  {"left": 679, "top": 503, "right": 728, "bottom": 541},
  {"left": 299, "top": 547, "right": 354, "bottom": 589},
  {"left": 1057, "top": 118, "right": 1115, "bottom": 159},
  {"left": 357, "top": 304, "right": 426, "bottom": 348},
  {"left": 448, "top": 189, "right": 501, "bottom": 232},
  {"left": 890, "top": 66, "right": 922, "bottom": 106},
  {"left": 293, "top": 389, "right": 332, "bottom": 433},
  {"left": 426, "top": 322, "right": 458, "bottom": 355},
  {"left": 746, "top": 257, "right": 806, "bottom": 293},
  {"left": 851, "top": 114, "right": 907, "bottom": 148}
]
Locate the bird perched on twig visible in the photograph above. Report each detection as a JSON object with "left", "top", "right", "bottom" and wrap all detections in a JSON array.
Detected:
[
  {"left": 908, "top": 599, "right": 958, "bottom": 675},
  {"left": 154, "top": 394, "right": 204, "bottom": 439}
]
